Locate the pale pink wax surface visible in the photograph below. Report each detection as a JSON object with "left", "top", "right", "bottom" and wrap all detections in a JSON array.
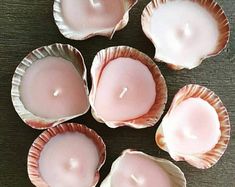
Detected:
[
  {"left": 110, "top": 152, "right": 172, "bottom": 187},
  {"left": 163, "top": 98, "right": 221, "bottom": 155},
  {"left": 150, "top": 1, "right": 219, "bottom": 68},
  {"left": 61, "top": 0, "right": 125, "bottom": 34},
  {"left": 39, "top": 132, "right": 99, "bottom": 187},
  {"left": 20, "top": 56, "right": 89, "bottom": 119},
  {"left": 94, "top": 57, "right": 156, "bottom": 121}
]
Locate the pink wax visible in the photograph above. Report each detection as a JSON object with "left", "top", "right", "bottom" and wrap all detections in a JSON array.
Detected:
[
  {"left": 61, "top": 0, "right": 125, "bottom": 34},
  {"left": 163, "top": 98, "right": 221, "bottom": 155},
  {"left": 94, "top": 57, "right": 156, "bottom": 121},
  {"left": 109, "top": 152, "right": 172, "bottom": 187},
  {"left": 39, "top": 132, "right": 99, "bottom": 187},
  {"left": 20, "top": 56, "right": 89, "bottom": 119}
]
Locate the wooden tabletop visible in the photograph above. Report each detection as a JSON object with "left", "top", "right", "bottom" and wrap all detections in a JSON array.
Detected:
[{"left": 0, "top": 0, "right": 234, "bottom": 186}]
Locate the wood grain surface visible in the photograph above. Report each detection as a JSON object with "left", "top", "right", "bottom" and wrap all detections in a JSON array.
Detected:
[{"left": 0, "top": 0, "right": 234, "bottom": 187}]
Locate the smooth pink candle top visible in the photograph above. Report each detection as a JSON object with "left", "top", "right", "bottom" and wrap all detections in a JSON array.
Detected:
[
  {"left": 163, "top": 98, "right": 221, "bottom": 155},
  {"left": 20, "top": 56, "right": 89, "bottom": 119},
  {"left": 61, "top": 0, "right": 125, "bottom": 33},
  {"left": 110, "top": 152, "right": 172, "bottom": 187},
  {"left": 39, "top": 132, "right": 99, "bottom": 187},
  {"left": 94, "top": 57, "right": 156, "bottom": 121}
]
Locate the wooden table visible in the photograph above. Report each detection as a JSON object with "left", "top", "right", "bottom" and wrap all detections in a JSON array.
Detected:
[{"left": 0, "top": 0, "right": 234, "bottom": 186}]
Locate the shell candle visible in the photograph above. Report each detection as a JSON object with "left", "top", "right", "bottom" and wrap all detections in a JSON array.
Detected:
[
  {"left": 94, "top": 57, "right": 156, "bottom": 121},
  {"left": 53, "top": 0, "right": 138, "bottom": 40},
  {"left": 156, "top": 84, "right": 231, "bottom": 169},
  {"left": 28, "top": 123, "right": 106, "bottom": 187},
  {"left": 11, "top": 44, "right": 89, "bottom": 129},
  {"left": 89, "top": 46, "right": 167, "bottom": 129},
  {"left": 101, "top": 150, "right": 186, "bottom": 187},
  {"left": 142, "top": 0, "right": 230, "bottom": 70}
]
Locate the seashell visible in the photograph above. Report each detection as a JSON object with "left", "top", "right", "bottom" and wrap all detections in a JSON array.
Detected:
[
  {"left": 27, "top": 123, "right": 106, "bottom": 187},
  {"left": 101, "top": 149, "right": 186, "bottom": 187},
  {"left": 155, "top": 84, "right": 230, "bottom": 169},
  {"left": 89, "top": 46, "right": 167, "bottom": 129},
  {"left": 53, "top": 0, "right": 138, "bottom": 40},
  {"left": 141, "top": 0, "right": 230, "bottom": 70},
  {"left": 11, "top": 43, "right": 89, "bottom": 129}
]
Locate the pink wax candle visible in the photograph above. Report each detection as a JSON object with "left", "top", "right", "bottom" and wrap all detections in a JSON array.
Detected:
[
  {"left": 20, "top": 56, "right": 89, "bottom": 119},
  {"left": 156, "top": 84, "right": 230, "bottom": 169},
  {"left": 162, "top": 97, "right": 221, "bottom": 155},
  {"left": 109, "top": 152, "right": 171, "bottom": 187},
  {"left": 94, "top": 57, "right": 156, "bottom": 121},
  {"left": 27, "top": 123, "right": 106, "bottom": 187},
  {"left": 61, "top": 0, "right": 124, "bottom": 33},
  {"left": 101, "top": 150, "right": 186, "bottom": 187},
  {"left": 39, "top": 132, "right": 99, "bottom": 187}
]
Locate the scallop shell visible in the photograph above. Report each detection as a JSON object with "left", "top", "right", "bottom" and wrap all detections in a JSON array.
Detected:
[
  {"left": 89, "top": 46, "right": 167, "bottom": 129},
  {"left": 101, "top": 149, "right": 186, "bottom": 187},
  {"left": 53, "top": 0, "right": 138, "bottom": 40},
  {"left": 11, "top": 43, "right": 90, "bottom": 129},
  {"left": 155, "top": 84, "right": 230, "bottom": 169},
  {"left": 141, "top": 0, "right": 230, "bottom": 70},
  {"left": 28, "top": 123, "right": 106, "bottom": 187}
]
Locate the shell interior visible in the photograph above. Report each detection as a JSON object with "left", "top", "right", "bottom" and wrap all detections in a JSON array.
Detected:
[
  {"left": 11, "top": 43, "right": 89, "bottom": 129},
  {"left": 155, "top": 84, "right": 230, "bottom": 169},
  {"left": 89, "top": 46, "right": 167, "bottom": 129}
]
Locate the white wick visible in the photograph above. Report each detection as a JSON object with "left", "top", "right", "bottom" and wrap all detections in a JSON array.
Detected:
[
  {"left": 69, "top": 158, "right": 79, "bottom": 170},
  {"left": 90, "top": 0, "right": 101, "bottom": 7},
  {"left": 119, "top": 87, "right": 128, "bottom": 99},
  {"left": 176, "top": 23, "right": 191, "bottom": 39},
  {"left": 131, "top": 174, "right": 144, "bottom": 185},
  {"left": 53, "top": 89, "right": 61, "bottom": 97},
  {"left": 184, "top": 23, "right": 191, "bottom": 36},
  {"left": 183, "top": 128, "right": 197, "bottom": 140}
]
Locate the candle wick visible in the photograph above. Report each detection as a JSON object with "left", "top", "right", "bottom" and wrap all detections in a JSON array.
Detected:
[
  {"left": 119, "top": 87, "right": 128, "bottom": 99},
  {"left": 184, "top": 128, "right": 197, "bottom": 139},
  {"left": 184, "top": 23, "right": 191, "bottom": 36},
  {"left": 131, "top": 174, "right": 144, "bottom": 185},
  {"left": 69, "top": 158, "right": 79, "bottom": 170},
  {"left": 90, "top": 0, "right": 101, "bottom": 7},
  {"left": 53, "top": 89, "right": 60, "bottom": 97}
]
